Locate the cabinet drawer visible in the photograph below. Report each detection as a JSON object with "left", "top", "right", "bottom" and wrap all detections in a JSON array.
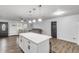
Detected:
[
  {"left": 29, "top": 41, "right": 37, "bottom": 53},
  {"left": 18, "top": 36, "right": 37, "bottom": 53},
  {"left": 23, "top": 37, "right": 37, "bottom": 53}
]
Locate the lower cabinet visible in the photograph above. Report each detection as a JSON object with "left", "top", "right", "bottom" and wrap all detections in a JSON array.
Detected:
[
  {"left": 23, "top": 37, "right": 37, "bottom": 53},
  {"left": 18, "top": 36, "right": 49, "bottom": 53}
]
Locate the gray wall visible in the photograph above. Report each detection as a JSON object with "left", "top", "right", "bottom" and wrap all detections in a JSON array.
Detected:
[{"left": 33, "top": 14, "right": 79, "bottom": 43}]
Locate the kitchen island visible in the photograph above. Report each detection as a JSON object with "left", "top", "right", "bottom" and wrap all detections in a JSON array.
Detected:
[{"left": 17, "top": 32, "right": 51, "bottom": 53}]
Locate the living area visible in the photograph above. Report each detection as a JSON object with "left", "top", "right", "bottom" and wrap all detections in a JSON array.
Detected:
[{"left": 0, "top": 5, "right": 79, "bottom": 53}]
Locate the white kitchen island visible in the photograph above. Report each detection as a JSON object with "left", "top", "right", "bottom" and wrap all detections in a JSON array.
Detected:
[{"left": 17, "top": 32, "right": 51, "bottom": 53}]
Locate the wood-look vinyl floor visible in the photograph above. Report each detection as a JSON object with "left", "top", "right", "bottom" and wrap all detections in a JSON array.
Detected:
[
  {"left": 0, "top": 36, "right": 23, "bottom": 53},
  {"left": 50, "top": 38, "right": 79, "bottom": 53},
  {"left": 0, "top": 36, "right": 79, "bottom": 53}
]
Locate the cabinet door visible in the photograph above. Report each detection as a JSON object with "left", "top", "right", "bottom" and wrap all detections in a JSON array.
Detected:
[
  {"left": 22, "top": 37, "right": 38, "bottom": 53},
  {"left": 18, "top": 36, "right": 26, "bottom": 52},
  {"left": 18, "top": 36, "right": 22, "bottom": 48},
  {"left": 23, "top": 37, "right": 29, "bottom": 53},
  {"left": 18, "top": 36, "right": 37, "bottom": 53},
  {"left": 29, "top": 41, "right": 37, "bottom": 53},
  {"left": 19, "top": 36, "right": 24, "bottom": 50},
  {"left": 38, "top": 40, "right": 49, "bottom": 53}
]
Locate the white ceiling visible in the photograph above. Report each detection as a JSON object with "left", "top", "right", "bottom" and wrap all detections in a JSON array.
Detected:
[{"left": 0, "top": 5, "right": 79, "bottom": 21}]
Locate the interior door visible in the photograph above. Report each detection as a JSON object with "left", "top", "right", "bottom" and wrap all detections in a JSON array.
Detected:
[
  {"left": 0, "top": 22, "right": 8, "bottom": 37},
  {"left": 51, "top": 22, "right": 57, "bottom": 38}
]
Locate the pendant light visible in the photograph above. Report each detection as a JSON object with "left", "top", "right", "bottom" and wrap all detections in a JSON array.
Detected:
[
  {"left": 28, "top": 10, "right": 32, "bottom": 24},
  {"left": 20, "top": 17, "right": 24, "bottom": 22},
  {"left": 38, "top": 5, "right": 42, "bottom": 22},
  {"left": 38, "top": 18, "right": 42, "bottom": 22},
  {"left": 29, "top": 20, "right": 32, "bottom": 23},
  {"left": 21, "top": 20, "right": 24, "bottom": 22},
  {"left": 32, "top": 19, "right": 36, "bottom": 23}
]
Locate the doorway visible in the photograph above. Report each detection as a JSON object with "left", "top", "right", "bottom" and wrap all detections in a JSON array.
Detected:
[
  {"left": 51, "top": 21, "right": 57, "bottom": 38},
  {"left": 0, "top": 22, "right": 8, "bottom": 37}
]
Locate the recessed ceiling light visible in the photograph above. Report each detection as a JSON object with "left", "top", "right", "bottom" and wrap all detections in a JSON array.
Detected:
[
  {"left": 53, "top": 9, "right": 66, "bottom": 15},
  {"left": 29, "top": 20, "right": 32, "bottom": 23},
  {"left": 38, "top": 18, "right": 42, "bottom": 22},
  {"left": 32, "top": 19, "right": 36, "bottom": 23}
]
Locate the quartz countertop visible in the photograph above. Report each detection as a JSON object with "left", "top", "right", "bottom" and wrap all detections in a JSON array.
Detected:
[{"left": 19, "top": 32, "right": 51, "bottom": 44}]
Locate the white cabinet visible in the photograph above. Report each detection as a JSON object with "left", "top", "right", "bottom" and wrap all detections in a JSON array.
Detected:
[
  {"left": 9, "top": 22, "right": 18, "bottom": 36},
  {"left": 18, "top": 32, "right": 51, "bottom": 53},
  {"left": 23, "top": 37, "right": 37, "bottom": 53}
]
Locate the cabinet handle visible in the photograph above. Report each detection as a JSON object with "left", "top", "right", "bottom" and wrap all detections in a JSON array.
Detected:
[
  {"left": 28, "top": 45, "right": 30, "bottom": 50},
  {"left": 20, "top": 39, "right": 22, "bottom": 42}
]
